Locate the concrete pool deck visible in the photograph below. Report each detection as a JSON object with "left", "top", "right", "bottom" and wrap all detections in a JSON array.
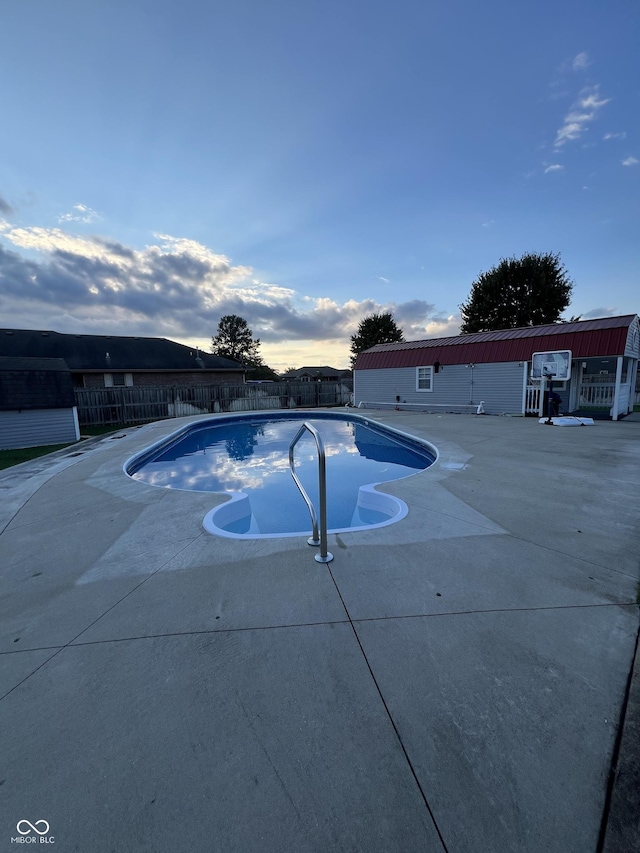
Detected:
[{"left": 1, "top": 410, "right": 639, "bottom": 852}]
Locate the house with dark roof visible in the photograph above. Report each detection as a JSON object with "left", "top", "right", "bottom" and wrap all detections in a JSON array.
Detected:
[
  {"left": 353, "top": 315, "right": 640, "bottom": 420},
  {"left": 281, "top": 366, "right": 352, "bottom": 383},
  {"left": 0, "top": 329, "right": 245, "bottom": 388},
  {"left": 0, "top": 357, "right": 80, "bottom": 449}
]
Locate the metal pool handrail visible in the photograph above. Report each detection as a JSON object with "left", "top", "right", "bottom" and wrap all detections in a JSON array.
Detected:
[{"left": 288, "top": 421, "right": 333, "bottom": 563}]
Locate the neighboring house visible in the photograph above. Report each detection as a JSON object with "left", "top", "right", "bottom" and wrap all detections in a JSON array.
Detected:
[
  {"left": 0, "top": 357, "right": 80, "bottom": 449},
  {"left": 282, "top": 366, "right": 352, "bottom": 383},
  {"left": 353, "top": 315, "right": 640, "bottom": 420},
  {"left": 0, "top": 329, "right": 245, "bottom": 388}
]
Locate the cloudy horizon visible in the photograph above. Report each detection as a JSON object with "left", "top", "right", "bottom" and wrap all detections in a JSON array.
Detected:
[
  {"left": 0, "top": 219, "right": 462, "bottom": 368},
  {"left": 0, "top": 214, "right": 630, "bottom": 369}
]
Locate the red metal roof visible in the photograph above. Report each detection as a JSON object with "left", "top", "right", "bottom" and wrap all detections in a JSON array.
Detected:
[{"left": 354, "top": 315, "right": 637, "bottom": 370}]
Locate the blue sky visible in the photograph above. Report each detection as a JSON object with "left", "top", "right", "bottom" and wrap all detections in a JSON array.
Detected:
[{"left": 1, "top": 0, "right": 638, "bottom": 369}]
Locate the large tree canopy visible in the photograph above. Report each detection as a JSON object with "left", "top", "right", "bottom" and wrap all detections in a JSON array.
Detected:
[
  {"left": 350, "top": 312, "right": 404, "bottom": 366},
  {"left": 210, "top": 314, "right": 263, "bottom": 366},
  {"left": 459, "top": 252, "right": 574, "bottom": 334}
]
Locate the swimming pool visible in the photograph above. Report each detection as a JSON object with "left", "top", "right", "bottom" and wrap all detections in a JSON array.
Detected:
[{"left": 125, "top": 412, "right": 437, "bottom": 538}]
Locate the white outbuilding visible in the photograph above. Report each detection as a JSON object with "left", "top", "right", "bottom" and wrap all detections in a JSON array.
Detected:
[{"left": 353, "top": 315, "right": 640, "bottom": 420}]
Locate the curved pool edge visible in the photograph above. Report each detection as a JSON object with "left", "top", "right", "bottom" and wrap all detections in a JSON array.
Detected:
[
  {"left": 122, "top": 409, "right": 439, "bottom": 539},
  {"left": 202, "top": 482, "right": 410, "bottom": 540}
]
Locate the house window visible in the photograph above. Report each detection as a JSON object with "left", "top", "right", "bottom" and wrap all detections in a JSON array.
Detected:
[
  {"left": 416, "top": 366, "right": 433, "bottom": 392},
  {"left": 104, "top": 373, "right": 133, "bottom": 387}
]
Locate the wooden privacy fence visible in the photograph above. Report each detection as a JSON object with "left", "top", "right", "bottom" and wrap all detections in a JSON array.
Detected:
[{"left": 75, "top": 382, "right": 353, "bottom": 427}]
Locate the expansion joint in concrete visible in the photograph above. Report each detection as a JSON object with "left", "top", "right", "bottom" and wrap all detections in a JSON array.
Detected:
[
  {"left": 326, "top": 563, "right": 451, "bottom": 853},
  {"left": 598, "top": 610, "right": 640, "bottom": 853}
]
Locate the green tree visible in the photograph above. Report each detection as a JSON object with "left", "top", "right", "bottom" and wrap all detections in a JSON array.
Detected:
[
  {"left": 350, "top": 312, "right": 404, "bottom": 367},
  {"left": 211, "top": 315, "right": 263, "bottom": 366},
  {"left": 459, "top": 252, "right": 574, "bottom": 334},
  {"left": 248, "top": 363, "right": 280, "bottom": 381}
]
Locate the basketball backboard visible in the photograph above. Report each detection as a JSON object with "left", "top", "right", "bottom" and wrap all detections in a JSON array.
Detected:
[{"left": 531, "top": 350, "right": 572, "bottom": 381}]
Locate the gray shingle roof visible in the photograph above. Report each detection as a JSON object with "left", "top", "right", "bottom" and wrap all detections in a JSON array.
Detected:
[
  {"left": 0, "top": 356, "right": 75, "bottom": 410},
  {"left": 0, "top": 329, "right": 243, "bottom": 372},
  {"left": 283, "top": 366, "right": 351, "bottom": 378}
]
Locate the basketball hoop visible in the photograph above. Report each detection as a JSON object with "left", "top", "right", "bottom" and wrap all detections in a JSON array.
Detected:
[{"left": 531, "top": 350, "right": 572, "bottom": 424}]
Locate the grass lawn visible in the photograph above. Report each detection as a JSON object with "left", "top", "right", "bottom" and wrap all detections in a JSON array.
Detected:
[
  {"left": 0, "top": 442, "right": 77, "bottom": 471},
  {"left": 0, "top": 424, "right": 137, "bottom": 471},
  {"left": 80, "top": 424, "right": 128, "bottom": 436}
]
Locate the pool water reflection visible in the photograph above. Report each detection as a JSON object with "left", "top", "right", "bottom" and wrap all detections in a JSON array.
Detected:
[{"left": 126, "top": 413, "right": 436, "bottom": 537}]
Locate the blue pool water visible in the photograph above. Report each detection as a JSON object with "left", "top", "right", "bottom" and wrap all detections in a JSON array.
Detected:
[{"left": 126, "top": 412, "right": 436, "bottom": 537}]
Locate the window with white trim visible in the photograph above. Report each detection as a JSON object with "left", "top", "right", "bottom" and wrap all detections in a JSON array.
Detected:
[{"left": 416, "top": 366, "right": 433, "bottom": 391}]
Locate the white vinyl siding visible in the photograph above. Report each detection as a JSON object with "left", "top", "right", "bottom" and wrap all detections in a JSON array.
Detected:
[
  {"left": 624, "top": 317, "right": 640, "bottom": 358},
  {"left": 0, "top": 407, "right": 80, "bottom": 450},
  {"left": 416, "top": 366, "right": 433, "bottom": 391},
  {"left": 355, "top": 362, "right": 525, "bottom": 414}
]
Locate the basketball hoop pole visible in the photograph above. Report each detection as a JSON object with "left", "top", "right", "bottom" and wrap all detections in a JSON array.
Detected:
[{"left": 544, "top": 370, "right": 556, "bottom": 424}]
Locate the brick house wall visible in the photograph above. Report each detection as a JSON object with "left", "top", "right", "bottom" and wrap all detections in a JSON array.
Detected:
[{"left": 78, "top": 371, "right": 245, "bottom": 388}]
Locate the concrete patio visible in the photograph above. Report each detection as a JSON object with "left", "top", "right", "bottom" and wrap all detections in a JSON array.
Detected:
[{"left": 1, "top": 410, "right": 639, "bottom": 852}]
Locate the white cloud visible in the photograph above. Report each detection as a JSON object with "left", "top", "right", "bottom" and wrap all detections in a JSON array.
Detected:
[
  {"left": 555, "top": 86, "right": 610, "bottom": 147},
  {"left": 544, "top": 164, "right": 564, "bottom": 173},
  {"left": 622, "top": 156, "right": 639, "bottom": 167},
  {"left": 377, "top": 276, "right": 390, "bottom": 283},
  {"left": 582, "top": 307, "right": 618, "bottom": 319},
  {"left": 1, "top": 224, "right": 111, "bottom": 259},
  {"left": 422, "top": 314, "right": 461, "bottom": 338},
  {"left": 58, "top": 203, "right": 100, "bottom": 224},
  {"left": 604, "top": 132, "right": 626, "bottom": 140},
  {"left": 580, "top": 91, "right": 608, "bottom": 110},
  {"left": 572, "top": 52, "right": 590, "bottom": 71},
  {"left": 481, "top": 220, "right": 494, "bottom": 228},
  {"left": 0, "top": 223, "right": 445, "bottom": 365}
]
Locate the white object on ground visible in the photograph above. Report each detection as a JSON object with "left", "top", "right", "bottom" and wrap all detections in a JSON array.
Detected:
[{"left": 538, "top": 417, "right": 595, "bottom": 426}]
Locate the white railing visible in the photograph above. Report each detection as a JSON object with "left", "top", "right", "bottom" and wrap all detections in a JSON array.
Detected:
[
  {"left": 527, "top": 380, "right": 638, "bottom": 416},
  {"left": 579, "top": 383, "right": 616, "bottom": 408},
  {"left": 525, "top": 385, "right": 541, "bottom": 415}
]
